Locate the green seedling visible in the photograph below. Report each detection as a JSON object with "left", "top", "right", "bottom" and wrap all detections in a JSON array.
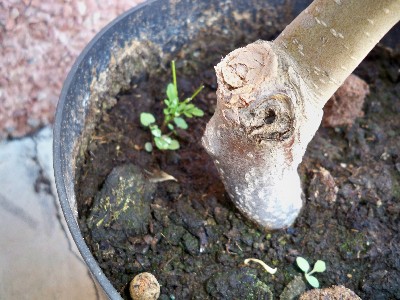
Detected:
[
  {"left": 140, "top": 61, "right": 204, "bottom": 151},
  {"left": 296, "top": 257, "right": 326, "bottom": 288}
]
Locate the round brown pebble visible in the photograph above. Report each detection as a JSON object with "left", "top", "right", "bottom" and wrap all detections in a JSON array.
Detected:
[{"left": 129, "top": 272, "right": 160, "bottom": 300}]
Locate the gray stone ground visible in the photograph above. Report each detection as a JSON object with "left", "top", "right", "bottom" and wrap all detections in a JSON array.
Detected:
[
  {"left": 0, "top": 126, "right": 106, "bottom": 299},
  {"left": 0, "top": 0, "right": 143, "bottom": 139}
]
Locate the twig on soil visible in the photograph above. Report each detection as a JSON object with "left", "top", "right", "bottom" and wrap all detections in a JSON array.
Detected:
[{"left": 244, "top": 258, "right": 277, "bottom": 275}]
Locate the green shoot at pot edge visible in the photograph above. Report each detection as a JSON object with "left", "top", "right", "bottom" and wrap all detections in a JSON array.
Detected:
[
  {"left": 140, "top": 60, "right": 204, "bottom": 151},
  {"left": 296, "top": 257, "right": 326, "bottom": 288}
]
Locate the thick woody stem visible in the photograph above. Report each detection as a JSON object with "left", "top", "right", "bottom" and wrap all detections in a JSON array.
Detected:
[
  {"left": 203, "top": 41, "right": 320, "bottom": 229},
  {"left": 275, "top": 0, "right": 400, "bottom": 107},
  {"left": 203, "top": 0, "right": 399, "bottom": 230}
]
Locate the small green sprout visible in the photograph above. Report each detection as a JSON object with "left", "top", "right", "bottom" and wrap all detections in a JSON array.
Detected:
[
  {"left": 140, "top": 60, "right": 204, "bottom": 151},
  {"left": 296, "top": 257, "right": 326, "bottom": 288}
]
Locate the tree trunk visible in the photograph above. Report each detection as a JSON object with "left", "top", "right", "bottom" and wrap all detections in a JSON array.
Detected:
[{"left": 202, "top": 0, "right": 400, "bottom": 230}]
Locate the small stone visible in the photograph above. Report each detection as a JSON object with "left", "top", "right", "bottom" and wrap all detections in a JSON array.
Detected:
[
  {"left": 280, "top": 275, "right": 307, "bottom": 300},
  {"left": 27, "top": 118, "right": 41, "bottom": 128},
  {"left": 308, "top": 166, "right": 338, "bottom": 205},
  {"left": 380, "top": 152, "right": 390, "bottom": 161},
  {"left": 10, "top": 8, "right": 20, "bottom": 19},
  {"left": 395, "top": 163, "right": 400, "bottom": 173},
  {"left": 299, "top": 285, "right": 361, "bottom": 300},
  {"left": 130, "top": 272, "right": 160, "bottom": 300},
  {"left": 87, "top": 164, "right": 155, "bottom": 240},
  {"left": 386, "top": 65, "right": 399, "bottom": 82},
  {"left": 182, "top": 232, "right": 199, "bottom": 256},
  {"left": 77, "top": 2, "right": 87, "bottom": 15},
  {"left": 323, "top": 74, "right": 369, "bottom": 127},
  {"left": 214, "top": 206, "right": 229, "bottom": 225}
]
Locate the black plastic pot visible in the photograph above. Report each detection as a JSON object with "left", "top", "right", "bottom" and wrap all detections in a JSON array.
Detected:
[{"left": 54, "top": 1, "right": 399, "bottom": 299}]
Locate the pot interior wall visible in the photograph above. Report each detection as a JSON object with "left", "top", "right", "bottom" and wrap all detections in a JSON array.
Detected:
[{"left": 54, "top": 0, "right": 399, "bottom": 298}]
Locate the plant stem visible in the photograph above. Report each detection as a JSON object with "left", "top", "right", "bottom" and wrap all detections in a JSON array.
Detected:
[
  {"left": 186, "top": 85, "right": 205, "bottom": 103},
  {"left": 307, "top": 270, "right": 316, "bottom": 276},
  {"left": 161, "top": 118, "right": 170, "bottom": 132},
  {"left": 171, "top": 60, "right": 178, "bottom": 96},
  {"left": 275, "top": 0, "right": 400, "bottom": 108}
]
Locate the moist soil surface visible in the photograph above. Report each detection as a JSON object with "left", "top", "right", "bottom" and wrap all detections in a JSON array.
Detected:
[{"left": 76, "top": 37, "right": 400, "bottom": 299}]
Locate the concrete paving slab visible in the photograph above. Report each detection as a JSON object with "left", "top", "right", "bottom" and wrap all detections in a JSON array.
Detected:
[{"left": 0, "top": 127, "right": 105, "bottom": 300}]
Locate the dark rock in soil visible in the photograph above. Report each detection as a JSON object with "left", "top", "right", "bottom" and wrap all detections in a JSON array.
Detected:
[
  {"left": 206, "top": 267, "right": 273, "bottom": 300},
  {"left": 279, "top": 275, "right": 307, "bottom": 300},
  {"left": 87, "top": 164, "right": 155, "bottom": 241},
  {"left": 322, "top": 74, "right": 369, "bottom": 128}
]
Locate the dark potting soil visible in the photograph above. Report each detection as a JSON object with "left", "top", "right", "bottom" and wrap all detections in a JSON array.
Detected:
[{"left": 76, "top": 40, "right": 400, "bottom": 299}]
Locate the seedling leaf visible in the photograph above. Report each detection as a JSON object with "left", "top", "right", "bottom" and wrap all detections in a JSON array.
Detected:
[
  {"left": 305, "top": 274, "right": 320, "bottom": 288},
  {"left": 296, "top": 257, "right": 310, "bottom": 273},
  {"left": 154, "top": 136, "right": 169, "bottom": 150},
  {"left": 174, "top": 117, "right": 188, "bottom": 129},
  {"left": 183, "top": 111, "right": 193, "bottom": 118},
  {"left": 178, "top": 103, "right": 186, "bottom": 111},
  {"left": 167, "top": 124, "right": 174, "bottom": 130},
  {"left": 167, "top": 83, "right": 178, "bottom": 102},
  {"left": 144, "top": 142, "right": 153, "bottom": 152},
  {"left": 163, "top": 136, "right": 172, "bottom": 144},
  {"left": 168, "top": 139, "right": 180, "bottom": 150},
  {"left": 140, "top": 113, "right": 155, "bottom": 126},
  {"left": 150, "top": 126, "right": 162, "bottom": 137},
  {"left": 312, "top": 260, "right": 326, "bottom": 273},
  {"left": 191, "top": 107, "right": 204, "bottom": 117}
]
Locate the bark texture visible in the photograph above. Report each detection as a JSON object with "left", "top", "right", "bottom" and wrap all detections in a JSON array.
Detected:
[
  {"left": 203, "top": 41, "right": 322, "bottom": 229},
  {"left": 203, "top": 0, "right": 400, "bottom": 229},
  {"left": 275, "top": 0, "right": 400, "bottom": 106}
]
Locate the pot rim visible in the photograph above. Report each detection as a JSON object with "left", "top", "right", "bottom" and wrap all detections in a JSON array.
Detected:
[{"left": 53, "top": 1, "right": 157, "bottom": 299}]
